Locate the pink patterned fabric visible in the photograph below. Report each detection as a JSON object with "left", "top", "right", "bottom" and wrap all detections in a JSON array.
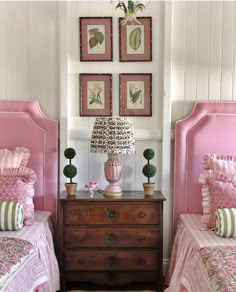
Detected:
[
  {"left": 166, "top": 214, "right": 236, "bottom": 292},
  {"left": 0, "top": 236, "right": 48, "bottom": 292},
  {"left": 0, "top": 147, "right": 30, "bottom": 169},
  {"left": 0, "top": 211, "right": 60, "bottom": 292},
  {"left": 203, "top": 153, "right": 236, "bottom": 177},
  {"left": 0, "top": 168, "right": 37, "bottom": 225},
  {"left": 180, "top": 246, "right": 236, "bottom": 292},
  {"left": 199, "top": 169, "right": 236, "bottom": 230}
]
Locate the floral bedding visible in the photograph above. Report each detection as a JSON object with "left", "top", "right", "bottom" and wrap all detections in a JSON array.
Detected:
[
  {"left": 0, "top": 237, "right": 48, "bottom": 292},
  {"left": 180, "top": 246, "right": 236, "bottom": 292}
]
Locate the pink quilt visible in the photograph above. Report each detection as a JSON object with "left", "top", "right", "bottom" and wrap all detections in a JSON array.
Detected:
[
  {"left": 0, "top": 237, "right": 48, "bottom": 292},
  {"left": 180, "top": 246, "right": 236, "bottom": 292}
]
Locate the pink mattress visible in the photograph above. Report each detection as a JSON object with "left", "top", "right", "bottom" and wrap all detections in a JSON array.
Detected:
[
  {"left": 166, "top": 214, "right": 236, "bottom": 292},
  {"left": 0, "top": 211, "right": 60, "bottom": 292}
]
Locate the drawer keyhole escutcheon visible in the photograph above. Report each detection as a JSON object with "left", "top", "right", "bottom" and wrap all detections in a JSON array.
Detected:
[
  {"left": 77, "top": 257, "right": 85, "bottom": 265},
  {"left": 105, "top": 255, "right": 120, "bottom": 266},
  {"left": 137, "top": 211, "right": 146, "bottom": 218},
  {"left": 77, "top": 233, "right": 87, "bottom": 242},
  {"left": 137, "top": 257, "right": 146, "bottom": 265},
  {"left": 105, "top": 232, "right": 120, "bottom": 245},
  {"left": 77, "top": 209, "right": 87, "bottom": 221}
]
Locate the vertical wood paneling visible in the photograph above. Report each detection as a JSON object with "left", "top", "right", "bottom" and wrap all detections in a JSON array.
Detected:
[
  {"left": 221, "top": 2, "right": 235, "bottom": 100},
  {"left": 196, "top": 2, "right": 210, "bottom": 100},
  {"left": 4, "top": 3, "right": 18, "bottom": 98},
  {"left": 184, "top": 2, "right": 198, "bottom": 102},
  {"left": 209, "top": 1, "right": 222, "bottom": 100},
  {"left": 171, "top": 2, "right": 186, "bottom": 122},
  {"left": 28, "top": 1, "right": 58, "bottom": 118},
  {"left": 0, "top": 2, "right": 5, "bottom": 99}
]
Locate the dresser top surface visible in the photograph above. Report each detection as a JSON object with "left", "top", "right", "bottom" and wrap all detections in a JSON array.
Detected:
[{"left": 59, "top": 190, "right": 166, "bottom": 202}]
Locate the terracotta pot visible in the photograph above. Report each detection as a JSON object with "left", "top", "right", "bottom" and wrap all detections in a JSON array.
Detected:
[
  {"left": 143, "top": 183, "right": 155, "bottom": 196},
  {"left": 65, "top": 183, "right": 77, "bottom": 197}
]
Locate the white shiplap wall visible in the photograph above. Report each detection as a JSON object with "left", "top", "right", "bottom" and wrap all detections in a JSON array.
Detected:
[
  {"left": 171, "top": 1, "right": 236, "bottom": 123},
  {"left": 0, "top": 1, "right": 59, "bottom": 120},
  {"left": 2, "top": 0, "right": 236, "bottom": 274}
]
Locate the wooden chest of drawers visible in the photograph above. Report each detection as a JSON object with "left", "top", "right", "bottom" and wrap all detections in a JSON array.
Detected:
[{"left": 58, "top": 191, "right": 165, "bottom": 291}]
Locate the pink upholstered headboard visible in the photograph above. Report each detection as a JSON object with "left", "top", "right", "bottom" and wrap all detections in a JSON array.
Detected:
[
  {"left": 173, "top": 102, "right": 236, "bottom": 231},
  {"left": 0, "top": 100, "right": 58, "bottom": 218}
]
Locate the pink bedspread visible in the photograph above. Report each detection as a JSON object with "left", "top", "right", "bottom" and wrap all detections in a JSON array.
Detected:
[
  {"left": 180, "top": 246, "right": 236, "bottom": 292},
  {"left": 0, "top": 211, "right": 60, "bottom": 292},
  {"left": 166, "top": 214, "right": 236, "bottom": 292}
]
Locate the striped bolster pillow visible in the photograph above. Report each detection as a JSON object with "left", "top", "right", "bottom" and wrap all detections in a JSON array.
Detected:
[
  {"left": 0, "top": 201, "right": 24, "bottom": 231},
  {"left": 215, "top": 208, "right": 236, "bottom": 237}
]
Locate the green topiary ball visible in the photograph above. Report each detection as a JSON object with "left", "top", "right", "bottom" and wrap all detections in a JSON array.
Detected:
[
  {"left": 142, "top": 164, "right": 156, "bottom": 178},
  {"left": 63, "top": 164, "right": 77, "bottom": 179},
  {"left": 143, "top": 148, "right": 155, "bottom": 160},
  {"left": 64, "top": 148, "right": 76, "bottom": 160}
]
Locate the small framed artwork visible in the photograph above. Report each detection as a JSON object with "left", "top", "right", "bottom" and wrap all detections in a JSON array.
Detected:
[
  {"left": 80, "top": 74, "right": 112, "bottom": 116},
  {"left": 80, "top": 17, "right": 113, "bottom": 61},
  {"left": 119, "top": 73, "right": 152, "bottom": 116},
  {"left": 119, "top": 17, "right": 152, "bottom": 62}
]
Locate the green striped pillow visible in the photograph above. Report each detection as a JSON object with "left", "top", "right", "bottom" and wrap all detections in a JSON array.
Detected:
[
  {"left": 0, "top": 201, "right": 24, "bottom": 231},
  {"left": 215, "top": 208, "right": 236, "bottom": 237}
]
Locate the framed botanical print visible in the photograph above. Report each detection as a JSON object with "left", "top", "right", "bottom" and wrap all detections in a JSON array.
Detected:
[
  {"left": 119, "top": 73, "right": 152, "bottom": 116},
  {"left": 80, "top": 17, "right": 113, "bottom": 61},
  {"left": 119, "top": 17, "right": 152, "bottom": 62},
  {"left": 80, "top": 74, "right": 112, "bottom": 116}
]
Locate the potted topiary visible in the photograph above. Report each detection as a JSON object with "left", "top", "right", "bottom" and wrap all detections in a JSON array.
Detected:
[
  {"left": 63, "top": 147, "right": 77, "bottom": 196},
  {"left": 142, "top": 148, "right": 157, "bottom": 196}
]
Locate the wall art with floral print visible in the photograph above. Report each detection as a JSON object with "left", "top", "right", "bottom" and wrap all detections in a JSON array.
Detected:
[
  {"left": 80, "top": 74, "right": 112, "bottom": 116},
  {"left": 119, "top": 73, "right": 152, "bottom": 116}
]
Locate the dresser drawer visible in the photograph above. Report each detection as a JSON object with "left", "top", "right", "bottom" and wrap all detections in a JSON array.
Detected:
[
  {"left": 64, "top": 204, "right": 161, "bottom": 225},
  {"left": 64, "top": 228, "right": 160, "bottom": 248},
  {"left": 64, "top": 250, "right": 158, "bottom": 271}
]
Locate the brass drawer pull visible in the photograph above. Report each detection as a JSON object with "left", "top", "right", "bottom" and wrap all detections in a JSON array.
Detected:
[
  {"left": 77, "top": 209, "right": 87, "bottom": 221},
  {"left": 77, "top": 233, "right": 87, "bottom": 242},
  {"left": 105, "top": 209, "right": 119, "bottom": 222},
  {"left": 105, "top": 232, "right": 120, "bottom": 245},
  {"left": 77, "top": 257, "right": 85, "bottom": 265},
  {"left": 137, "top": 257, "right": 146, "bottom": 265},
  {"left": 137, "top": 211, "right": 146, "bottom": 218},
  {"left": 104, "top": 255, "right": 120, "bottom": 266},
  {"left": 137, "top": 234, "right": 146, "bottom": 242}
]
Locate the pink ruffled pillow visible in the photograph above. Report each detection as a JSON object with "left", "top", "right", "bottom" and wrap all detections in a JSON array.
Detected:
[
  {"left": 199, "top": 170, "right": 236, "bottom": 230},
  {"left": 0, "top": 147, "right": 30, "bottom": 169},
  {"left": 0, "top": 167, "right": 37, "bottom": 226},
  {"left": 203, "top": 154, "right": 236, "bottom": 177}
]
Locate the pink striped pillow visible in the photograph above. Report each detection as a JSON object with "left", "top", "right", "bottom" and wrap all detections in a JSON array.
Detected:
[
  {"left": 0, "top": 147, "right": 30, "bottom": 169},
  {"left": 0, "top": 167, "right": 37, "bottom": 226}
]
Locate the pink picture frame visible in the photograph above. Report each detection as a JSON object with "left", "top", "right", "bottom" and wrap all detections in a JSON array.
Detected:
[
  {"left": 80, "top": 74, "right": 112, "bottom": 116},
  {"left": 119, "top": 17, "right": 152, "bottom": 62},
  {"left": 80, "top": 17, "right": 113, "bottom": 62},
  {"left": 119, "top": 73, "right": 152, "bottom": 116}
]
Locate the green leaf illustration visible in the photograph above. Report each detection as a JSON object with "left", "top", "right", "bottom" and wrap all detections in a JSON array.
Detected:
[
  {"left": 89, "top": 28, "right": 99, "bottom": 34},
  {"left": 94, "top": 31, "right": 104, "bottom": 45},
  {"left": 129, "top": 27, "right": 141, "bottom": 51},
  {"left": 89, "top": 37, "right": 98, "bottom": 49},
  {"left": 89, "top": 98, "right": 97, "bottom": 104},
  {"left": 131, "top": 90, "right": 141, "bottom": 103}
]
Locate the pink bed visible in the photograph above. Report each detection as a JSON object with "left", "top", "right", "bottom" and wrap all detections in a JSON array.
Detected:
[
  {"left": 166, "top": 102, "right": 236, "bottom": 292},
  {"left": 0, "top": 101, "right": 59, "bottom": 291}
]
